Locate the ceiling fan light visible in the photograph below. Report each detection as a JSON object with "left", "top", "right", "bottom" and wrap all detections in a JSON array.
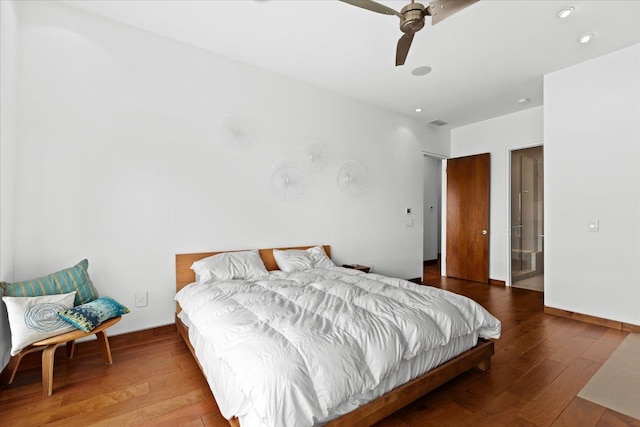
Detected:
[
  {"left": 579, "top": 33, "right": 594, "bottom": 44},
  {"left": 557, "top": 7, "right": 575, "bottom": 19}
]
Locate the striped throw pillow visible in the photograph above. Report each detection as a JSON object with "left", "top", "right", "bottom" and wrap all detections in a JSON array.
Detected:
[{"left": 0, "top": 259, "right": 99, "bottom": 306}]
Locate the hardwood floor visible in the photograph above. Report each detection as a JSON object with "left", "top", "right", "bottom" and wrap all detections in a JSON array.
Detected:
[{"left": 1, "top": 264, "right": 638, "bottom": 426}]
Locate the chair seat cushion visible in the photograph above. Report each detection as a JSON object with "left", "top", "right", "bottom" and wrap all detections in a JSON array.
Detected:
[
  {"left": 58, "top": 297, "right": 130, "bottom": 333},
  {"left": 2, "top": 292, "right": 77, "bottom": 356}
]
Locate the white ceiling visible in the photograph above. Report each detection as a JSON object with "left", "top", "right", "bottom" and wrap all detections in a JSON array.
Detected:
[{"left": 60, "top": 0, "right": 640, "bottom": 129}]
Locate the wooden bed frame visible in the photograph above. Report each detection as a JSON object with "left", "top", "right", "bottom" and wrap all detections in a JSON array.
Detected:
[{"left": 175, "top": 245, "right": 494, "bottom": 427}]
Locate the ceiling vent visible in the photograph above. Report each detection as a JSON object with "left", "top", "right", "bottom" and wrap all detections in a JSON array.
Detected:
[{"left": 428, "top": 119, "right": 448, "bottom": 127}]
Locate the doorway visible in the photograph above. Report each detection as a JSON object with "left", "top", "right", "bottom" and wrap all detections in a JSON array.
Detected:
[
  {"left": 510, "top": 146, "right": 544, "bottom": 291},
  {"left": 423, "top": 155, "right": 442, "bottom": 266},
  {"left": 424, "top": 152, "right": 491, "bottom": 283}
]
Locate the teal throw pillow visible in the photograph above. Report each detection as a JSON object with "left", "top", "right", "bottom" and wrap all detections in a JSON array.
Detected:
[
  {"left": 58, "top": 296, "right": 129, "bottom": 333},
  {"left": 0, "top": 259, "right": 99, "bottom": 306}
]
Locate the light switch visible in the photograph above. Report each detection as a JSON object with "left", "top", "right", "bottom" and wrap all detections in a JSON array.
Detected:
[
  {"left": 135, "top": 292, "right": 148, "bottom": 307},
  {"left": 405, "top": 219, "right": 414, "bottom": 227},
  {"left": 588, "top": 220, "right": 599, "bottom": 232}
]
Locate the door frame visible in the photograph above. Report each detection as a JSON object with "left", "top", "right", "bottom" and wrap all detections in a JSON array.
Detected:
[{"left": 505, "top": 142, "right": 543, "bottom": 287}]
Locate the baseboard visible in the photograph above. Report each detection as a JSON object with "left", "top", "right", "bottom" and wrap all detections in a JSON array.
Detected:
[
  {"left": 489, "top": 279, "right": 506, "bottom": 286},
  {"left": 622, "top": 323, "right": 640, "bottom": 333},
  {"left": 12, "top": 323, "right": 177, "bottom": 373},
  {"left": 544, "top": 306, "right": 640, "bottom": 332}
]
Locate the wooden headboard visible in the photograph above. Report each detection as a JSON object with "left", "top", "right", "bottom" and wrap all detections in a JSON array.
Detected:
[{"left": 175, "top": 245, "right": 331, "bottom": 292}]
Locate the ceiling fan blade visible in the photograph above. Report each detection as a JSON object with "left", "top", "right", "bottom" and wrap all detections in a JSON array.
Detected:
[
  {"left": 396, "top": 32, "right": 415, "bottom": 66},
  {"left": 426, "top": 0, "right": 479, "bottom": 25},
  {"left": 339, "top": 0, "right": 401, "bottom": 17}
]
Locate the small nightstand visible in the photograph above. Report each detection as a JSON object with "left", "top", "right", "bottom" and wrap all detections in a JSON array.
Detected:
[{"left": 342, "top": 264, "right": 371, "bottom": 273}]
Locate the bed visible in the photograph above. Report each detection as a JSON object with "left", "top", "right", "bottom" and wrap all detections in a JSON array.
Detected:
[{"left": 175, "top": 245, "right": 501, "bottom": 427}]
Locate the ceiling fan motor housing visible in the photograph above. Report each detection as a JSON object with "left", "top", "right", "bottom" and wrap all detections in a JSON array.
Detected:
[{"left": 400, "top": 2, "right": 426, "bottom": 33}]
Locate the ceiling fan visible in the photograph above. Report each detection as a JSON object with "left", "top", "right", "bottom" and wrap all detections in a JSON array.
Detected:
[{"left": 339, "top": 0, "right": 479, "bottom": 66}]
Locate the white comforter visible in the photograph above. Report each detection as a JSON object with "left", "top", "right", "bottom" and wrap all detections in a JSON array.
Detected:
[{"left": 175, "top": 267, "right": 501, "bottom": 427}]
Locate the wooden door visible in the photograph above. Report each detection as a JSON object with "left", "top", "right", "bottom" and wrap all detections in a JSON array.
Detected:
[{"left": 446, "top": 153, "right": 490, "bottom": 283}]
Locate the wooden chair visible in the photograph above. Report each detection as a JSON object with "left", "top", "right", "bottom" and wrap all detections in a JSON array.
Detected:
[{"left": 0, "top": 316, "right": 121, "bottom": 396}]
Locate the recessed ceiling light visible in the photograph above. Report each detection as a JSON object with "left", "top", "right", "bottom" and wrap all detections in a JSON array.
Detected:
[
  {"left": 517, "top": 98, "right": 530, "bottom": 104},
  {"left": 411, "top": 66, "right": 432, "bottom": 76},
  {"left": 415, "top": 108, "right": 423, "bottom": 113},
  {"left": 578, "top": 33, "right": 594, "bottom": 44},
  {"left": 557, "top": 7, "right": 575, "bottom": 19}
]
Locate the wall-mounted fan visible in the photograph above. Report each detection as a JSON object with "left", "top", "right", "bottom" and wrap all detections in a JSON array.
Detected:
[
  {"left": 340, "top": 0, "right": 478, "bottom": 66},
  {"left": 219, "top": 114, "right": 253, "bottom": 150},
  {"left": 269, "top": 158, "right": 306, "bottom": 202},
  {"left": 302, "top": 141, "right": 329, "bottom": 172},
  {"left": 336, "top": 160, "right": 366, "bottom": 198}
]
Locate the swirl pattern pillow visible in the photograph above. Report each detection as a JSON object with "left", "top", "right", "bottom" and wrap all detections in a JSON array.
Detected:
[
  {"left": 2, "top": 292, "right": 77, "bottom": 356},
  {"left": 58, "top": 297, "right": 129, "bottom": 333}
]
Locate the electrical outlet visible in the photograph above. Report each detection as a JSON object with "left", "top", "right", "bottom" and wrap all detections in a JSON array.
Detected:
[
  {"left": 135, "top": 292, "right": 148, "bottom": 307},
  {"left": 405, "top": 219, "right": 414, "bottom": 227}
]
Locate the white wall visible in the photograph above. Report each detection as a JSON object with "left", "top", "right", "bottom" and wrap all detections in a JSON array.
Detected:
[
  {"left": 0, "top": 0, "right": 19, "bottom": 372},
  {"left": 2, "top": 0, "right": 448, "bottom": 363},
  {"left": 450, "top": 106, "right": 543, "bottom": 281},
  {"left": 544, "top": 43, "right": 640, "bottom": 325}
]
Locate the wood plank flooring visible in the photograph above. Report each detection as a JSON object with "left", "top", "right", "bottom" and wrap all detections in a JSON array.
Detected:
[{"left": 1, "top": 264, "right": 638, "bottom": 426}]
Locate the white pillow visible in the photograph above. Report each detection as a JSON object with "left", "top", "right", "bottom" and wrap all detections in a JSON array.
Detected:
[
  {"left": 273, "top": 249, "right": 314, "bottom": 272},
  {"left": 273, "top": 246, "right": 335, "bottom": 272},
  {"left": 191, "top": 250, "right": 268, "bottom": 282},
  {"left": 3, "top": 292, "right": 77, "bottom": 356},
  {"left": 307, "top": 246, "right": 335, "bottom": 269}
]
